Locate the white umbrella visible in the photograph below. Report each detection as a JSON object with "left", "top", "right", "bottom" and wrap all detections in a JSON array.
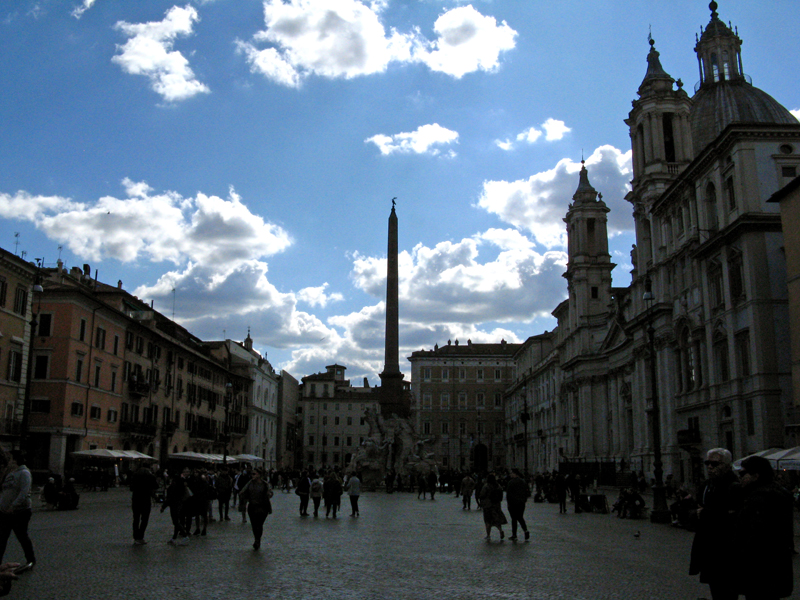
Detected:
[
  {"left": 71, "top": 449, "right": 156, "bottom": 460},
  {"left": 230, "top": 454, "right": 264, "bottom": 462}
]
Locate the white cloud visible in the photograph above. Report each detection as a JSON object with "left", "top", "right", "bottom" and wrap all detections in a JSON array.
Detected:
[
  {"left": 112, "top": 5, "right": 210, "bottom": 102},
  {"left": 297, "top": 283, "right": 345, "bottom": 307},
  {"left": 71, "top": 0, "right": 97, "bottom": 19},
  {"left": 366, "top": 123, "right": 458, "bottom": 156},
  {"left": 0, "top": 179, "right": 291, "bottom": 266},
  {"left": 478, "top": 145, "right": 633, "bottom": 248},
  {"left": 516, "top": 126, "right": 543, "bottom": 144},
  {"left": 239, "top": 1, "right": 515, "bottom": 86},
  {"left": 541, "top": 118, "right": 571, "bottom": 141},
  {"left": 791, "top": 108, "right": 800, "bottom": 121},
  {"left": 418, "top": 5, "right": 517, "bottom": 78}
]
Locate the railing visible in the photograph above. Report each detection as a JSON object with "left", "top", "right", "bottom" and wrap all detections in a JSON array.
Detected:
[
  {"left": 677, "top": 428, "right": 702, "bottom": 446},
  {"left": 119, "top": 421, "right": 157, "bottom": 437},
  {"left": 189, "top": 427, "right": 216, "bottom": 441},
  {"left": 128, "top": 380, "right": 151, "bottom": 398}
]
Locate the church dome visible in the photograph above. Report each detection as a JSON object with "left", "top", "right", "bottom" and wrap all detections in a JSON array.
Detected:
[
  {"left": 689, "top": 2, "right": 798, "bottom": 151},
  {"left": 690, "top": 80, "right": 798, "bottom": 152}
]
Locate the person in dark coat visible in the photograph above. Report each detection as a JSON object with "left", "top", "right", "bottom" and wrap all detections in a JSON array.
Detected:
[
  {"left": 479, "top": 473, "right": 507, "bottom": 541},
  {"left": 505, "top": 468, "right": 531, "bottom": 541},
  {"left": 129, "top": 464, "right": 158, "bottom": 544},
  {"left": 215, "top": 468, "right": 232, "bottom": 521},
  {"left": 295, "top": 470, "right": 311, "bottom": 516},
  {"left": 735, "top": 456, "right": 793, "bottom": 599},
  {"left": 323, "top": 473, "right": 343, "bottom": 518},
  {"left": 689, "top": 448, "right": 741, "bottom": 600},
  {"left": 238, "top": 468, "right": 272, "bottom": 550},
  {"left": 555, "top": 472, "right": 568, "bottom": 514}
]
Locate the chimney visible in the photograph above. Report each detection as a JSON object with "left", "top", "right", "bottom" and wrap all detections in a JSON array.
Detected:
[
  {"left": 83, "top": 264, "right": 91, "bottom": 276},
  {"left": 117, "top": 280, "right": 123, "bottom": 289}
]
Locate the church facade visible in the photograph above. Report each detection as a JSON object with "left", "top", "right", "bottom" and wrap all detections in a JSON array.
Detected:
[{"left": 511, "top": 3, "right": 800, "bottom": 485}]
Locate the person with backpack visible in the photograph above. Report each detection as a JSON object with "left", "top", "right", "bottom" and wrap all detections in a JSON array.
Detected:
[
  {"left": 505, "top": 469, "right": 531, "bottom": 541},
  {"left": 309, "top": 472, "right": 324, "bottom": 517}
]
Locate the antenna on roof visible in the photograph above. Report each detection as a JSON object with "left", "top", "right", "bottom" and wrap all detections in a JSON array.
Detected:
[
  {"left": 13, "top": 232, "right": 20, "bottom": 256},
  {"left": 172, "top": 287, "right": 176, "bottom": 320}
]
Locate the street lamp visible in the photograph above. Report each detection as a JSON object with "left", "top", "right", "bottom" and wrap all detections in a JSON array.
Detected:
[
  {"left": 520, "top": 385, "right": 529, "bottom": 476},
  {"left": 20, "top": 259, "right": 44, "bottom": 454},
  {"left": 643, "top": 277, "right": 670, "bottom": 523},
  {"left": 223, "top": 382, "right": 232, "bottom": 465}
]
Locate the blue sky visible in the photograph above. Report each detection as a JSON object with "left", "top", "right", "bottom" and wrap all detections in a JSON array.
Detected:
[{"left": 2, "top": 0, "right": 799, "bottom": 384}]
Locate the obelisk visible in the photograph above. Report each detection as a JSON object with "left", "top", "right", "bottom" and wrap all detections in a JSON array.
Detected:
[{"left": 379, "top": 199, "right": 407, "bottom": 417}]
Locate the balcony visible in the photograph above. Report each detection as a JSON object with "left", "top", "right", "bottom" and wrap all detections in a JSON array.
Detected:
[
  {"left": 189, "top": 427, "right": 217, "bottom": 441},
  {"left": 119, "top": 420, "right": 157, "bottom": 439},
  {"left": 677, "top": 428, "right": 702, "bottom": 447},
  {"left": 128, "top": 380, "right": 151, "bottom": 398}
]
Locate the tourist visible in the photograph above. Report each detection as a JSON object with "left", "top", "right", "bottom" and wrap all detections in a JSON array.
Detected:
[
  {"left": 309, "top": 472, "right": 324, "bottom": 517},
  {"left": 735, "top": 456, "right": 793, "bottom": 599},
  {"left": 295, "top": 470, "right": 311, "bottom": 516},
  {"left": 345, "top": 472, "right": 361, "bottom": 517},
  {"left": 238, "top": 468, "right": 273, "bottom": 550},
  {"left": 427, "top": 471, "right": 438, "bottom": 500},
  {"left": 555, "top": 472, "right": 568, "bottom": 514},
  {"left": 129, "top": 463, "right": 158, "bottom": 545},
  {"left": 41, "top": 477, "right": 59, "bottom": 510},
  {"left": 236, "top": 468, "right": 251, "bottom": 523},
  {"left": 506, "top": 469, "right": 531, "bottom": 541},
  {"left": 461, "top": 473, "right": 475, "bottom": 510},
  {"left": 416, "top": 472, "right": 427, "bottom": 500},
  {"left": 323, "top": 472, "right": 343, "bottom": 518},
  {"left": 0, "top": 450, "right": 35, "bottom": 572},
  {"left": 161, "top": 473, "right": 190, "bottom": 546},
  {"left": 479, "top": 473, "right": 507, "bottom": 541},
  {"left": 689, "top": 448, "right": 741, "bottom": 600},
  {"left": 216, "top": 467, "right": 232, "bottom": 521}
]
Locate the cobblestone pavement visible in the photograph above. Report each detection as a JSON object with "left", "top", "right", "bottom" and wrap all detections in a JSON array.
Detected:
[{"left": 5, "top": 488, "right": 798, "bottom": 599}]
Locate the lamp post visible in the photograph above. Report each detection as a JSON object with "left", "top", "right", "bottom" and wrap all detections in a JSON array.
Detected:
[
  {"left": 520, "top": 385, "right": 529, "bottom": 476},
  {"left": 643, "top": 277, "right": 670, "bottom": 523},
  {"left": 223, "top": 382, "right": 232, "bottom": 466},
  {"left": 19, "top": 259, "right": 44, "bottom": 454}
]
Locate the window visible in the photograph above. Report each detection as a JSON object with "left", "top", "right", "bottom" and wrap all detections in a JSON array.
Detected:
[
  {"left": 90, "top": 405, "right": 102, "bottom": 420},
  {"left": 95, "top": 327, "right": 106, "bottom": 350},
  {"left": 729, "top": 250, "right": 744, "bottom": 301},
  {"left": 494, "top": 393, "right": 503, "bottom": 408},
  {"left": 725, "top": 176, "right": 736, "bottom": 210},
  {"left": 477, "top": 421, "right": 485, "bottom": 434},
  {"left": 441, "top": 422, "right": 449, "bottom": 435},
  {"left": 33, "top": 355, "right": 49, "bottom": 379},
  {"left": 494, "top": 368, "right": 502, "bottom": 381},
  {"left": 735, "top": 331, "right": 751, "bottom": 378},
  {"left": 135, "top": 337, "right": 144, "bottom": 354},
  {"left": 476, "top": 368, "right": 484, "bottom": 381},
  {"left": 121, "top": 403, "right": 129, "bottom": 422},
  {"left": 423, "top": 422, "right": 431, "bottom": 435},
  {"left": 31, "top": 399, "right": 50, "bottom": 413},
  {"left": 334, "top": 436, "right": 340, "bottom": 447},
  {"left": 307, "top": 452, "right": 315, "bottom": 464},
  {"left": 440, "top": 393, "right": 450, "bottom": 409},
  {"left": 495, "top": 421, "right": 503, "bottom": 435},
  {"left": 71, "top": 402, "right": 84, "bottom": 417},
  {"left": 0, "top": 278, "right": 6, "bottom": 307},
  {"left": 309, "top": 415, "right": 315, "bottom": 425},
  {"left": 458, "top": 392, "right": 467, "bottom": 409},
  {"left": 13, "top": 288, "right": 27, "bottom": 316},
  {"left": 308, "top": 435, "right": 315, "bottom": 445},
  {"left": 38, "top": 313, "right": 52, "bottom": 337},
  {"left": 346, "top": 436, "right": 352, "bottom": 447},
  {"left": 713, "top": 333, "right": 730, "bottom": 382},
  {"left": 334, "top": 417, "right": 340, "bottom": 425},
  {"left": 705, "top": 182, "right": 718, "bottom": 231},
  {"left": 476, "top": 392, "right": 485, "bottom": 408},
  {"left": 79, "top": 319, "right": 87, "bottom": 342},
  {"left": 423, "top": 368, "right": 431, "bottom": 381},
  {"left": 745, "top": 399, "right": 755, "bottom": 436},
  {"left": 323, "top": 416, "right": 328, "bottom": 425},
  {"left": 783, "top": 166, "right": 797, "bottom": 178},
  {"left": 75, "top": 357, "right": 84, "bottom": 383},
  {"left": 459, "top": 422, "right": 466, "bottom": 435},
  {"left": 94, "top": 364, "right": 102, "bottom": 387},
  {"left": 708, "top": 260, "right": 724, "bottom": 309},
  {"left": 322, "top": 435, "right": 328, "bottom": 447},
  {"left": 459, "top": 368, "right": 466, "bottom": 381},
  {"left": 125, "top": 331, "right": 134, "bottom": 350},
  {"left": 441, "top": 368, "right": 449, "bottom": 382},
  {"left": 346, "top": 417, "right": 352, "bottom": 425},
  {"left": 422, "top": 393, "right": 431, "bottom": 408},
  {"left": 113, "top": 335, "right": 119, "bottom": 356},
  {"left": 108, "top": 408, "right": 118, "bottom": 423}
]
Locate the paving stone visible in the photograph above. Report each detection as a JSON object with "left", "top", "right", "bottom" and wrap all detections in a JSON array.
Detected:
[{"left": 4, "top": 488, "right": 795, "bottom": 599}]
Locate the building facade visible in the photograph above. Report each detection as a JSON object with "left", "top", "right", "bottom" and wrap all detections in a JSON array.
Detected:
[
  {"left": 298, "top": 364, "right": 379, "bottom": 471},
  {"left": 510, "top": 5, "right": 800, "bottom": 485},
  {"left": 0, "top": 249, "right": 39, "bottom": 450},
  {"left": 408, "top": 340, "right": 520, "bottom": 472},
  {"left": 277, "top": 369, "right": 299, "bottom": 469}
]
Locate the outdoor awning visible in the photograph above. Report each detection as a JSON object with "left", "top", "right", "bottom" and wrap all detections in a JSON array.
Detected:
[
  {"left": 71, "top": 449, "right": 157, "bottom": 461},
  {"left": 231, "top": 454, "right": 264, "bottom": 462},
  {"left": 734, "top": 447, "right": 800, "bottom": 470}
]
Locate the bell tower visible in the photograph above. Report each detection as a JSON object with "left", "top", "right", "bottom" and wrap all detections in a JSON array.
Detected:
[{"left": 563, "top": 162, "right": 615, "bottom": 335}]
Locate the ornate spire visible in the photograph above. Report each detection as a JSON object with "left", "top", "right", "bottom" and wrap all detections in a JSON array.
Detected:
[{"left": 572, "top": 160, "right": 600, "bottom": 204}]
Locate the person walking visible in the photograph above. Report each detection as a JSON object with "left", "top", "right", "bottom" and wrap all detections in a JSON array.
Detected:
[
  {"left": 461, "top": 474, "right": 475, "bottom": 510},
  {"left": 309, "top": 472, "right": 324, "bottom": 517},
  {"left": 345, "top": 472, "right": 361, "bottom": 517},
  {"left": 735, "top": 455, "right": 793, "bottom": 600},
  {"left": 236, "top": 469, "right": 251, "bottom": 524},
  {"left": 238, "top": 468, "right": 273, "bottom": 550},
  {"left": 555, "top": 472, "right": 568, "bottom": 514},
  {"left": 161, "top": 473, "right": 191, "bottom": 546},
  {"left": 427, "top": 471, "right": 438, "bottom": 500},
  {"left": 479, "top": 473, "right": 507, "bottom": 541},
  {"left": 129, "top": 464, "right": 158, "bottom": 545},
  {"left": 215, "top": 468, "right": 232, "bottom": 521},
  {"left": 295, "top": 470, "right": 311, "bottom": 517},
  {"left": 0, "top": 451, "right": 35, "bottom": 572},
  {"left": 689, "top": 448, "right": 742, "bottom": 600},
  {"left": 506, "top": 469, "right": 531, "bottom": 541}
]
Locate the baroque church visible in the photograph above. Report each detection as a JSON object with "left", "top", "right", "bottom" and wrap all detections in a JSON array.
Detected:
[{"left": 507, "top": 2, "right": 800, "bottom": 485}]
